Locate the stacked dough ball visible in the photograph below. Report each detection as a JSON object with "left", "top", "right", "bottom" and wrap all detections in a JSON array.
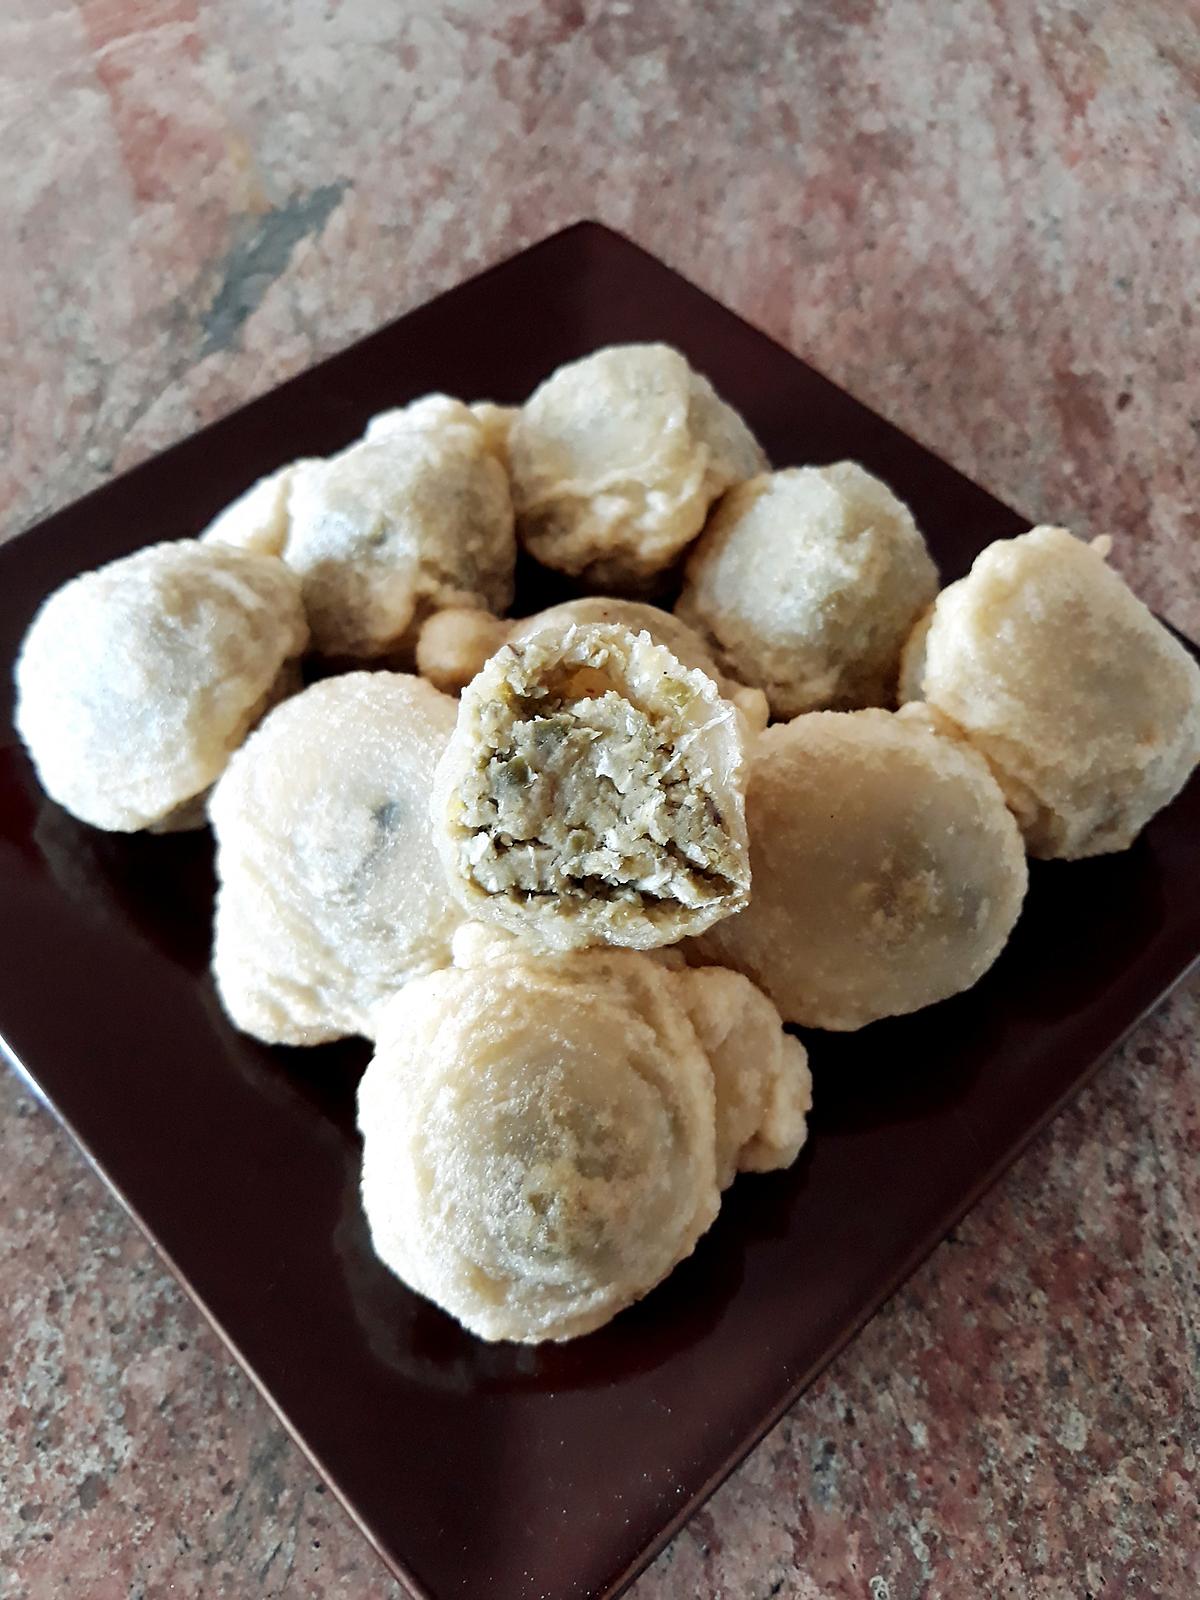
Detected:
[{"left": 14, "top": 343, "right": 1200, "bottom": 1344}]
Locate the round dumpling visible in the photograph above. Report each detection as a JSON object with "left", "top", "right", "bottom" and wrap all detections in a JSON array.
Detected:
[
  {"left": 693, "top": 707, "right": 1028, "bottom": 1030},
  {"left": 415, "top": 606, "right": 512, "bottom": 696},
  {"left": 414, "top": 597, "right": 769, "bottom": 731},
  {"left": 210, "top": 672, "right": 462, "bottom": 1045},
  {"left": 675, "top": 463, "right": 938, "bottom": 718},
  {"left": 14, "top": 540, "right": 308, "bottom": 832},
  {"left": 509, "top": 343, "right": 767, "bottom": 588},
  {"left": 676, "top": 965, "right": 812, "bottom": 1187},
  {"left": 285, "top": 396, "right": 514, "bottom": 658},
  {"left": 358, "top": 928, "right": 721, "bottom": 1343},
  {"left": 900, "top": 526, "right": 1200, "bottom": 859},
  {"left": 431, "top": 621, "right": 752, "bottom": 951}
]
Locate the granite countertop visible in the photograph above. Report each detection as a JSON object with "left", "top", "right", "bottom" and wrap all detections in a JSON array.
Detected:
[{"left": 2, "top": 4, "right": 1198, "bottom": 1596}]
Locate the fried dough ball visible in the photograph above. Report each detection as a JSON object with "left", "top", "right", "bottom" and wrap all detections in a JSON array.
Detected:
[
  {"left": 358, "top": 926, "right": 810, "bottom": 1342},
  {"left": 676, "top": 966, "right": 813, "bottom": 1186},
  {"left": 199, "top": 462, "right": 313, "bottom": 557},
  {"left": 676, "top": 463, "right": 938, "bottom": 718},
  {"left": 899, "top": 526, "right": 1200, "bottom": 859},
  {"left": 414, "top": 607, "right": 512, "bottom": 695},
  {"left": 693, "top": 707, "right": 1028, "bottom": 1030},
  {"left": 432, "top": 622, "right": 752, "bottom": 951},
  {"left": 509, "top": 343, "right": 767, "bottom": 588},
  {"left": 414, "top": 597, "right": 770, "bottom": 730},
  {"left": 284, "top": 396, "right": 514, "bottom": 658},
  {"left": 14, "top": 541, "right": 308, "bottom": 833},
  {"left": 210, "top": 673, "right": 462, "bottom": 1045}
]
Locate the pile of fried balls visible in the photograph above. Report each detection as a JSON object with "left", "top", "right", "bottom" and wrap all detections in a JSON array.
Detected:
[{"left": 15, "top": 343, "right": 1200, "bottom": 1343}]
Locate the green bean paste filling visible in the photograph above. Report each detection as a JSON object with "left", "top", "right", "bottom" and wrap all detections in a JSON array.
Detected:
[{"left": 457, "top": 659, "right": 738, "bottom": 911}]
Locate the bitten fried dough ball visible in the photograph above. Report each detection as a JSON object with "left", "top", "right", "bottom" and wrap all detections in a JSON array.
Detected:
[
  {"left": 285, "top": 397, "right": 515, "bottom": 658},
  {"left": 693, "top": 708, "right": 1028, "bottom": 1030},
  {"left": 414, "top": 598, "right": 770, "bottom": 731},
  {"left": 509, "top": 343, "right": 767, "bottom": 588},
  {"left": 210, "top": 673, "right": 462, "bottom": 1045},
  {"left": 359, "top": 926, "right": 810, "bottom": 1342},
  {"left": 432, "top": 622, "right": 752, "bottom": 952},
  {"left": 676, "top": 463, "right": 938, "bottom": 718},
  {"left": 509, "top": 600, "right": 770, "bottom": 733},
  {"left": 899, "top": 526, "right": 1200, "bottom": 859},
  {"left": 14, "top": 541, "right": 308, "bottom": 833}
]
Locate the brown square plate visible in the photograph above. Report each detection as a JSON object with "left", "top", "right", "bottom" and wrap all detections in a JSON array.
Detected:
[{"left": 1, "top": 223, "right": 1197, "bottom": 1600}]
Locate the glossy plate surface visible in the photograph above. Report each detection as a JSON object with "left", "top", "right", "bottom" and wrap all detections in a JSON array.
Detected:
[{"left": 1, "top": 223, "right": 1197, "bottom": 1600}]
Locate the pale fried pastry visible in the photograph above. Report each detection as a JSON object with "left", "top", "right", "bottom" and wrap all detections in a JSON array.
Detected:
[
  {"left": 210, "top": 672, "right": 462, "bottom": 1044},
  {"left": 509, "top": 344, "right": 766, "bottom": 589},
  {"left": 15, "top": 540, "right": 307, "bottom": 832},
  {"left": 676, "top": 463, "right": 938, "bottom": 718},
  {"left": 199, "top": 462, "right": 313, "bottom": 557},
  {"left": 693, "top": 707, "right": 1028, "bottom": 1030},
  {"left": 286, "top": 398, "right": 514, "bottom": 658},
  {"left": 414, "top": 606, "right": 512, "bottom": 696},
  {"left": 676, "top": 965, "right": 812, "bottom": 1186},
  {"left": 359, "top": 928, "right": 720, "bottom": 1342},
  {"left": 364, "top": 393, "right": 515, "bottom": 471},
  {"left": 899, "top": 526, "right": 1200, "bottom": 858},
  {"left": 358, "top": 926, "right": 811, "bottom": 1341}
]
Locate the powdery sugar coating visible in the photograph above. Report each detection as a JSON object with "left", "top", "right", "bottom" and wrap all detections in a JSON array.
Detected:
[
  {"left": 286, "top": 396, "right": 514, "bottom": 658},
  {"left": 509, "top": 343, "right": 767, "bottom": 588},
  {"left": 359, "top": 929, "right": 721, "bottom": 1343},
  {"left": 901, "top": 526, "right": 1200, "bottom": 859},
  {"left": 14, "top": 540, "right": 308, "bottom": 833},
  {"left": 676, "top": 463, "right": 938, "bottom": 718},
  {"left": 432, "top": 621, "right": 751, "bottom": 952},
  {"left": 694, "top": 707, "right": 1028, "bottom": 1031},
  {"left": 210, "top": 672, "right": 462, "bottom": 1045}
]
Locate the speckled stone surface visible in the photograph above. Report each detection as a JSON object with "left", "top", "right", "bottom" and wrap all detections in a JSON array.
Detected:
[{"left": 2, "top": 3, "right": 1198, "bottom": 1596}]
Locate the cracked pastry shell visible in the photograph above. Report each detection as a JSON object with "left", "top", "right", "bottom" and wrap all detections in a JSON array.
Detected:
[
  {"left": 431, "top": 621, "right": 752, "bottom": 952},
  {"left": 415, "top": 597, "right": 769, "bottom": 731}
]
